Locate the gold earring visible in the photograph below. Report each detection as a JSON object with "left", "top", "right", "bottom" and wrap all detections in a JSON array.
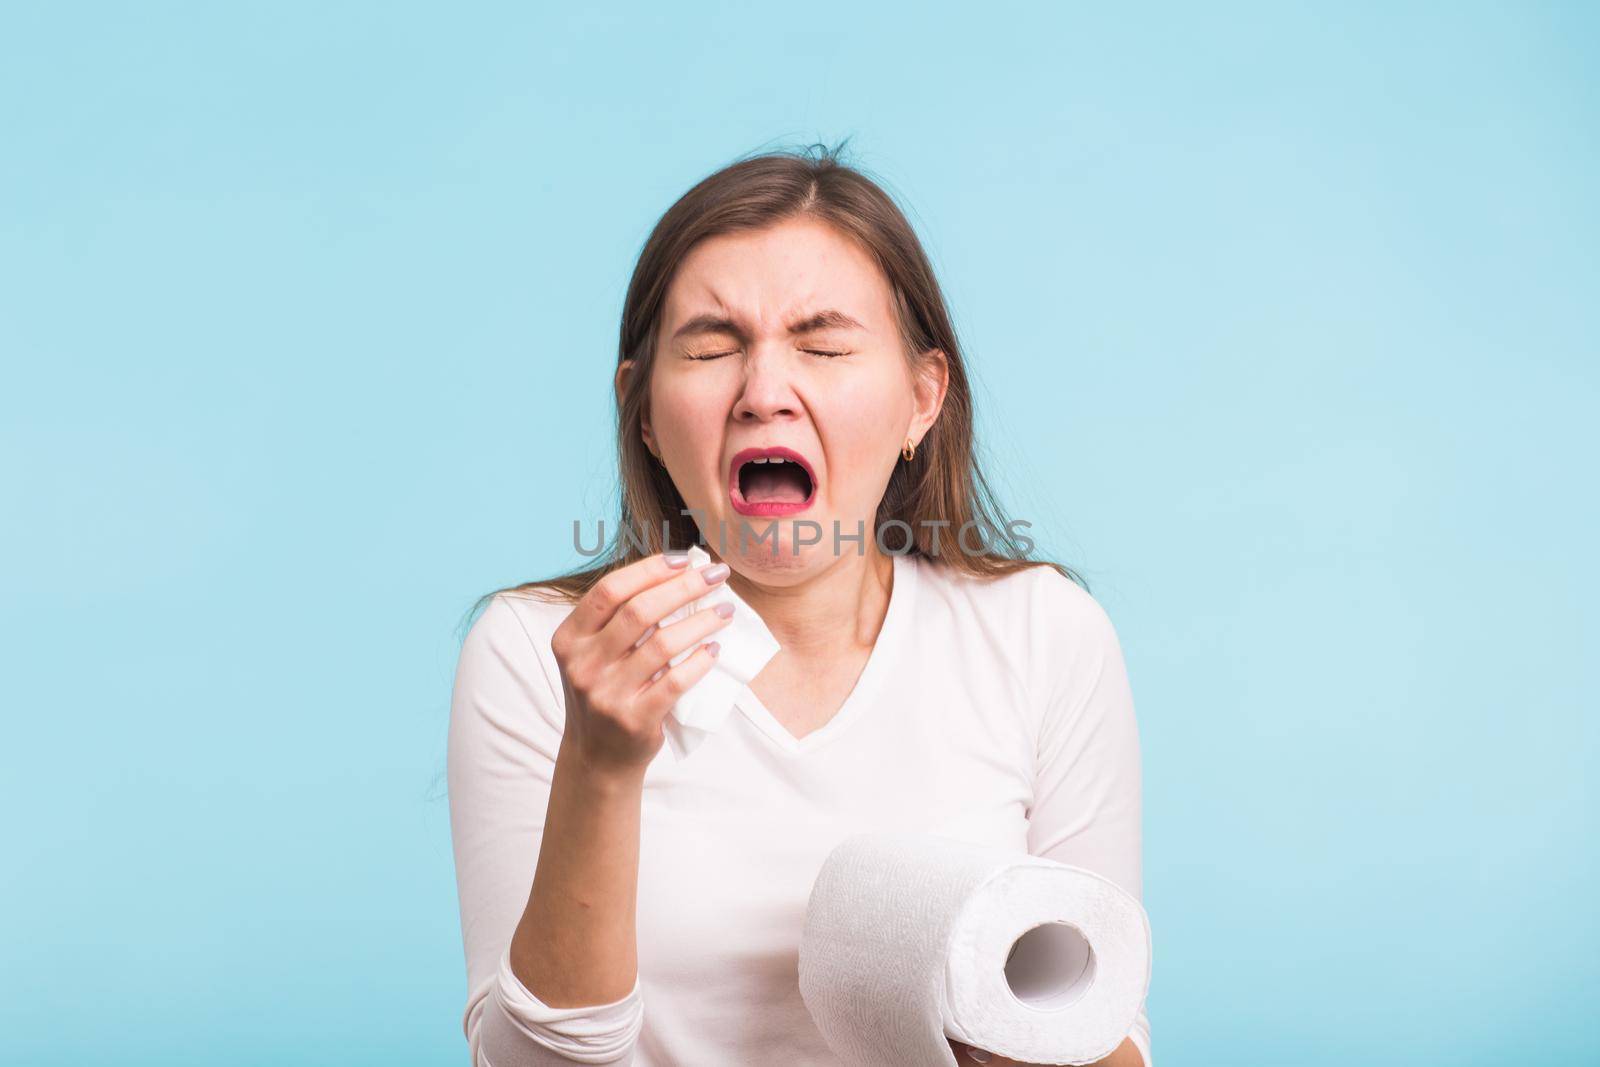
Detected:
[{"left": 902, "top": 438, "right": 916, "bottom": 462}]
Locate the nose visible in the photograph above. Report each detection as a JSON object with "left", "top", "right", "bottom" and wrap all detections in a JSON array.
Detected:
[{"left": 732, "top": 346, "right": 801, "bottom": 424}]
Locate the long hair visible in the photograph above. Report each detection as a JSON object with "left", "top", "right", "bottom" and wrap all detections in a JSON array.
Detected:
[{"left": 477, "top": 140, "right": 1083, "bottom": 613}]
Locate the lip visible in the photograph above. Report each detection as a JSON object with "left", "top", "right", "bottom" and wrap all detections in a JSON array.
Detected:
[{"left": 728, "top": 445, "right": 819, "bottom": 517}]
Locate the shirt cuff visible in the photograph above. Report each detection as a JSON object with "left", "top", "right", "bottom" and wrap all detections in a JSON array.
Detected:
[{"left": 492, "top": 945, "right": 644, "bottom": 1062}]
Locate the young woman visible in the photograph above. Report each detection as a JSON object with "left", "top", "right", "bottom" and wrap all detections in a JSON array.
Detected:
[{"left": 447, "top": 147, "right": 1151, "bottom": 1066}]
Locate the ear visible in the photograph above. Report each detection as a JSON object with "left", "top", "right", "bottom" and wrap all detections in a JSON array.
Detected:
[
  {"left": 909, "top": 348, "right": 950, "bottom": 444},
  {"left": 617, "top": 358, "right": 658, "bottom": 457}
]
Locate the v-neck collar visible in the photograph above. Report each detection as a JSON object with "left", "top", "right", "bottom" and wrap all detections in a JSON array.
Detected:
[{"left": 734, "top": 550, "right": 920, "bottom": 757}]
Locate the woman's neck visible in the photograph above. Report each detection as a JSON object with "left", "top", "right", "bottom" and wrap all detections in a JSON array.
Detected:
[{"left": 725, "top": 547, "right": 895, "bottom": 659}]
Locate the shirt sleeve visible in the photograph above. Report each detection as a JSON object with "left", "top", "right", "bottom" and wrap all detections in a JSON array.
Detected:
[
  {"left": 447, "top": 592, "right": 645, "bottom": 1065},
  {"left": 1021, "top": 569, "right": 1152, "bottom": 1067}
]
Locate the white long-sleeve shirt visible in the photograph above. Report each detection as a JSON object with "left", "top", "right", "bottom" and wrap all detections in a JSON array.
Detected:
[{"left": 447, "top": 550, "right": 1152, "bottom": 1066}]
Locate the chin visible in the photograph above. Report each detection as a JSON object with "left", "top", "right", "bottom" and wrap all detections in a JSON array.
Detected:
[{"left": 708, "top": 522, "right": 830, "bottom": 578}]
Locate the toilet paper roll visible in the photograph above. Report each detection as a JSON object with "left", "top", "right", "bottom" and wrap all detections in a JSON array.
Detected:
[
  {"left": 798, "top": 832, "right": 1151, "bottom": 1067},
  {"left": 653, "top": 545, "right": 781, "bottom": 761}
]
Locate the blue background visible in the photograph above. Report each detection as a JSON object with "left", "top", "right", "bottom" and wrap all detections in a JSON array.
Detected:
[{"left": 3, "top": 3, "right": 1595, "bottom": 1064}]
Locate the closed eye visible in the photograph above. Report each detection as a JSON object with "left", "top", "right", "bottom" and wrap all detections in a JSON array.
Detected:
[{"left": 686, "top": 348, "right": 849, "bottom": 360}]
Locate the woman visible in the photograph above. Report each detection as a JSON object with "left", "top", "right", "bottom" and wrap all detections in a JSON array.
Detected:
[{"left": 447, "top": 146, "right": 1152, "bottom": 1066}]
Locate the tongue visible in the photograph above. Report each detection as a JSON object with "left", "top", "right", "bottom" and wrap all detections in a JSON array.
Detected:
[{"left": 743, "top": 463, "right": 810, "bottom": 503}]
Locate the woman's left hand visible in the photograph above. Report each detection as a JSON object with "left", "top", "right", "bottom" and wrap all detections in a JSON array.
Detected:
[
  {"left": 947, "top": 1038, "right": 1028, "bottom": 1064},
  {"left": 947, "top": 1037, "right": 1144, "bottom": 1066}
]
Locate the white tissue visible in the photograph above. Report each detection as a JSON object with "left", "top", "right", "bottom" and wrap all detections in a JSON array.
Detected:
[
  {"left": 798, "top": 832, "right": 1152, "bottom": 1067},
  {"left": 654, "top": 545, "right": 781, "bottom": 760}
]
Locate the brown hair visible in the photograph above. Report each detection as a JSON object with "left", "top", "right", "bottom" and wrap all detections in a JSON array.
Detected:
[{"left": 478, "top": 140, "right": 1083, "bottom": 613}]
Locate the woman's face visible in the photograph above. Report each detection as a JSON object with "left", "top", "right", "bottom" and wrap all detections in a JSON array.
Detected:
[{"left": 627, "top": 216, "right": 946, "bottom": 579}]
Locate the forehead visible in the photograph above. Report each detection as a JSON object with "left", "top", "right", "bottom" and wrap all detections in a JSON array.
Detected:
[{"left": 661, "top": 217, "right": 895, "bottom": 332}]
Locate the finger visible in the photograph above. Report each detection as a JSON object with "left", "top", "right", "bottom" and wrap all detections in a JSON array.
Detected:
[
  {"left": 617, "top": 602, "right": 735, "bottom": 693},
  {"left": 637, "top": 640, "right": 722, "bottom": 713},
  {"left": 593, "top": 556, "right": 731, "bottom": 658},
  {"left": 946, "top": 1040, "right": 994, "bottom": 1064},
  {"left": 568, "top": 550, "right": 693, "bottom": 636}
]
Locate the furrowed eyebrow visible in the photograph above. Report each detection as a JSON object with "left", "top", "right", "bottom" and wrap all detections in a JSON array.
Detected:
[
  {"left": 670, "top": 313, "right": 742, "bottom": 342},
  {"left": 669, "top": 308, "right": 865, "bottom": 342},
  {"left": 786, "top": 308, "right": 866, "bottom": 334}
]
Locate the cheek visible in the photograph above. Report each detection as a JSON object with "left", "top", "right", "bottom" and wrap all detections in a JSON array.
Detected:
[
  {"left": 831, "top": 404, "right": 896, "bottom": 455},
  {"left": 828, "top": 375, "right": 910, "bottom": 452},
  {"left": 653, "top": 378, "right": 729, "bottom": 451},
  {"left": 817, "top": 390, "right": 908, "bottom": 500}
]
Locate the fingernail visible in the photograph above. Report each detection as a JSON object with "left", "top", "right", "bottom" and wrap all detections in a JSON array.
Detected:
[
  {"left": 632, "top": 623, "right": 657, "bottom": 649},
  {"left": 713, "top": 602, "right": 735, "bottom": 619},
  {"left": 705, "top": 640, "right": 721, "bottom": 657},
  {"left": 966, "top": 1047, "right": 990, "bottom": 1063},
  {"left": 663, "top": 550, "right": 689, "bottom": 568},
  {"left": 650, "top": 665, "right": 666, "bottom": 682},
  {"left": 701, "top": 562, "right": 730, "bottom": 584}
]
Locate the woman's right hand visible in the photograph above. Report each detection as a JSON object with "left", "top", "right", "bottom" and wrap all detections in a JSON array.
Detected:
[{"left": 549, "top": 550, "right": 735, "bottom": 777}]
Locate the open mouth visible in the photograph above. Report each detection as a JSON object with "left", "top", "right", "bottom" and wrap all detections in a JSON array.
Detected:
[{"left": 729, "top": 446, "right": 817, "bottom": 516}]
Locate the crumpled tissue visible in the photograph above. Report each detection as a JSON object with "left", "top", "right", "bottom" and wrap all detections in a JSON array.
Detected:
[{"left": 653, "top": 544, "right": 781, "bottom": 760}]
